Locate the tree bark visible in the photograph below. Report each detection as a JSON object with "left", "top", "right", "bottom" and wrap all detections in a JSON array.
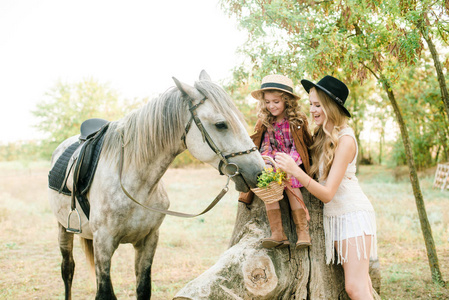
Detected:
[
  {"left": 174, "top": 190, "right": 381, "bottom": 299},
  {"left": 418, "top": 18, "right": 449, "bottom": 123},
  {"left": 352, "top": 94, "right": 363, "bottom": 168},
  {"left": 381, "top": 77, "right": 445, "bottom": 284}
]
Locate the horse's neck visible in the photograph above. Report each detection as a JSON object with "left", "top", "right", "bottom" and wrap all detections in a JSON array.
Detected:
[{"left": 126, "top": 149, "right": 181, "bottom": 192}]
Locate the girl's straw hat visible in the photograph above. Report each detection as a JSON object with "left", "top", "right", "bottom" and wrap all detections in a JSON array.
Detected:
[{"left": 251, "top": 75, "right": 300, "bottom": 101}]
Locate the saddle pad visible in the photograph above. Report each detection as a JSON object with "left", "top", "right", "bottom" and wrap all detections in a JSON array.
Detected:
[
  {"left": 76, "top": 126, "right": 108, "bottom": 195},
  {"left": 48, "top": 141, "right": 80, "bottom": 196},
  {"left": 48, "top": 123, "right": 109, "bottom": 219}
]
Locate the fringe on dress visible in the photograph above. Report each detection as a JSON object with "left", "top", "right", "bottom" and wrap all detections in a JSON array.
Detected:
[{"left": 324, "top": 210, "right": 377, "bottom": 265}]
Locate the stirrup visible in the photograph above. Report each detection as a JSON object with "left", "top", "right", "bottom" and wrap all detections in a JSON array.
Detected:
[{"left": 66, "top": 208, "right": 82, "bottom": 234}]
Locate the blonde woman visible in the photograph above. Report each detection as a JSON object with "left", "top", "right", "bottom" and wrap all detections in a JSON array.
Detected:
[
  {"left": 239, "top": 74, "right": 313, "bottom": 249},
  {"left": 275, "top": 75, "right": 377, "bottom": 299}
]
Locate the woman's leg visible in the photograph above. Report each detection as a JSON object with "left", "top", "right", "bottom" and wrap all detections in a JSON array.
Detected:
[{"left": 337, "top": 235, "right": 373, "bottom": 300}]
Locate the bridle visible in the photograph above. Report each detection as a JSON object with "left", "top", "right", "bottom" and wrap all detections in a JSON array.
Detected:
[
  {"left": 181, "top": 96, "right": 258, "bottom": 176},
  {"left": 118, "top": 93, "right": 258, "bottom": 218}
]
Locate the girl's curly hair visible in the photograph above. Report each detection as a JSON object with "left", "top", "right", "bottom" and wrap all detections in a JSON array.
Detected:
[{"left": 256, "top": 90, "right": 307, "bottom": 130}]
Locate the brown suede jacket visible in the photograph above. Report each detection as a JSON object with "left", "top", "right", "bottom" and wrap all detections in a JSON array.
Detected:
[{"left": 239, "top": 118, "right": 313, "bottom": 204}]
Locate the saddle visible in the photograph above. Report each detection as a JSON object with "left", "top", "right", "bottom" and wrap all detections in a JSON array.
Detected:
[{"left": 48, "top": 118, "right": 109, "bottom": 231}]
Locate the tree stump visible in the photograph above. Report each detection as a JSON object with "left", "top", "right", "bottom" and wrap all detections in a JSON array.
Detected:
[{"left": 174, "top": 189, "right": 381, "bottom": 299}]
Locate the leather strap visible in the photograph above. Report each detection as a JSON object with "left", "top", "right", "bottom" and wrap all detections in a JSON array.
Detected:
[
  {"left": 285, "top": 184, "right": 310, "bottom": 221},
  {"left": 118, "top": 144, "right": 230, "bottom": 218}
]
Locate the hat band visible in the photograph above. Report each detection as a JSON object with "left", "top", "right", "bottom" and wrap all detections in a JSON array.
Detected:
[
  {"left": 261, "top": 82, "right": 293, "bottom": 93},
  {"left": 316, "top": 85, "right": 344, "bottom": 105}
]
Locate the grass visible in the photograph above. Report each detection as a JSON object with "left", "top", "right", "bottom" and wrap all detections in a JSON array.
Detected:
[
  {"left": 0, "top": 161, "right": 448, "bottom": 299},
  {"left": 359, "top": 165, "right": 449, "bottom": 299}
]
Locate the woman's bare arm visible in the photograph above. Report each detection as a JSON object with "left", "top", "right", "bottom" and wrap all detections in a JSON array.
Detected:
[{"left": 275, "top": 135, "right": 355, "bottom": 203}]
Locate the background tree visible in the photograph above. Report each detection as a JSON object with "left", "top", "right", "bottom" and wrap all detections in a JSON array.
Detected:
[
  {"left": 346, "top": 79, "right": 380, "bottom": 166},
  {"left": 33, "top": 78, "right": 122, "bottom": 142},
  {"left": 391, "top": 61, "right": 449, "bottom": 169},
  {"left": 402, "top": 0, "right": 449, "bottom": 123},
  {"left": 31, "top": 78, "right": 145, "bottom": 158},
  {"left": 214, "top": 0, "right": 445, "bottom": 288},
  {"left": 29, "top": 77, "right": 204, "bottom": 166}
]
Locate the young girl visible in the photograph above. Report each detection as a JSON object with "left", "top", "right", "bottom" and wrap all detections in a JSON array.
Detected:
[
  {"left": 239, "top": 74, "right": 313, "bottom": 250},
  {"left": 275, "top": 75, "right": 377, "bottom": 299}
]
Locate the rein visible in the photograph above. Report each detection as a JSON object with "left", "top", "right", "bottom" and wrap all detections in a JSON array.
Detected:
[
  {"left": 118, "top": 144, "right": 238, "bottom": 217},
  {"left": 118, "top": 94, "right": 257, "bottom": 218}
]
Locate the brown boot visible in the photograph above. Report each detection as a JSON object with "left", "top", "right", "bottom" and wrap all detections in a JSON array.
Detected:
[
  {"left": 262, "top": 209, "right": 290, "bottom": 249},
  {"left": 292, "top": 209, "right": 311, "bottom": 249}
]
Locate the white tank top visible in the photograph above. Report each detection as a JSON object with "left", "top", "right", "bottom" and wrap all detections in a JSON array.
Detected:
[
  {"left": 320, "top": 127, "right": 375, "bottom": 217},
  {"left": 319, "top": 127, "right": 377, "bottom": 264}
]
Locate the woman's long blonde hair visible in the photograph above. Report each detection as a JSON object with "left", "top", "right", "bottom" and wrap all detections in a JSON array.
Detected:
[
  {"left": 257, "top": 90, "right": 307, "bottom": 129},
  {"left": 309, "top": 87, "right": 348, "bottom": 181}
]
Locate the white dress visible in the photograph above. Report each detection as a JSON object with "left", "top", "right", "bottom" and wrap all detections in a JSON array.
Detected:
[{"left": 320, "top": 127, "right": 377, "bottom": 264}]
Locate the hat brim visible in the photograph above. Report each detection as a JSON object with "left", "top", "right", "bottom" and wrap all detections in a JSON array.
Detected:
[
  {"left": 251, "top": 87, "right": 300, "bottom": 101},
  {"left": 301, "top": 79, "right": 351, "bottom": 118}
]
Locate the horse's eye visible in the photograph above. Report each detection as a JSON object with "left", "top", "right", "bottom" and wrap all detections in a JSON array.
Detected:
[{"left": 215, "top": 122, "right": 228, "bottom": 130}]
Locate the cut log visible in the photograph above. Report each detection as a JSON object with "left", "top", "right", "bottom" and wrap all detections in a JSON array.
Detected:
[{"left": 174, "top": 189, "right": 381, "bottom": 299}]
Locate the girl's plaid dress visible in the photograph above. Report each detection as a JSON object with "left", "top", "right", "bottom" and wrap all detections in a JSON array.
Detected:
[{"left": 259, "top": 118, "right": 304, "bottom": 188}]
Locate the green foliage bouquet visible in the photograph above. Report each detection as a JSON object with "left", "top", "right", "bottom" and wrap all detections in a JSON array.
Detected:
[
  {"left": 251, "top": 156, "right": 287, "bottom": 204},
  {"left": 257, "top": 166, "right": 287, "bottom": 188}
]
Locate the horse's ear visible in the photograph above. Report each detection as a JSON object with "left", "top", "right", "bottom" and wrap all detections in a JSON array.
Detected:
[
  {"left": 172, "top": 77, "right": 201, "bottom": 99},
  {"left": 199, "top": 70, "right": 211, "bottom": 81}
]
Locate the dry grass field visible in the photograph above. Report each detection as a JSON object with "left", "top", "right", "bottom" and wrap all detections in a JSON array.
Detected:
[{"left": 0, "top": 161, "right": 448, "bottom": 299}]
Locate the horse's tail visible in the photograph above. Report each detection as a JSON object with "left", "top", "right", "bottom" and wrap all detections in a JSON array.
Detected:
[{"left": 80, "top": 237, "right": 96, "bottom": 284}]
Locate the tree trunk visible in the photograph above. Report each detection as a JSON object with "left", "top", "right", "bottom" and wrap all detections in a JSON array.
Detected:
[
  {"left": 439, "top": 123, "right": 449, "bottom": 162},
  {"left": 174, "top": 190, "right": 381, "bottom": 299},
  {"left": 379, "top": 128, "right": 383, "bottom": 165},
  {"left": 418, "top": 18, "right": 449, "bottom": 123},
  {"left": 352, "top": 95, "right": 363, "bottom": 169},
  {"left": 381, "top": 77, "right": 445, "bottom": 284}
]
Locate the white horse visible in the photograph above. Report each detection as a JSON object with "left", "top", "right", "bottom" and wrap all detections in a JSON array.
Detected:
[{"left": 48, "top": 71, "right": 264, "bottom": 299}]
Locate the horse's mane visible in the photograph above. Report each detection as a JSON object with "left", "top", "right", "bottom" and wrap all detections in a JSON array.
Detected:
[
  {"left": 101, "top": 80, "right": 246, "bottom": 168},
  {"left": 194, "top": 80, "right": 246, "bottom": 132}
]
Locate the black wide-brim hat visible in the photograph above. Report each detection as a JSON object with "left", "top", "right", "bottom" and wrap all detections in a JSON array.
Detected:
[{"left": 301, "top": 75, "right": 351, "bottom": 117}]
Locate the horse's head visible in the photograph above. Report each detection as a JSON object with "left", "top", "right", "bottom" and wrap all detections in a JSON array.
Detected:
[{"left": 173, "top": 70, "right": 264, "bottom": 192}]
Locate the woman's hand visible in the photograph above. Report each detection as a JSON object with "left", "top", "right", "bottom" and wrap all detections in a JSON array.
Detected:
[{"left": 275, "top": 153, "right": 299, "bottom": 175}]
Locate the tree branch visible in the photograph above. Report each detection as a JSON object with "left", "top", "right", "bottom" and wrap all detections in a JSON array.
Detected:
[{"left": 360, "top": 62, "right": 380, "bottom": 80}]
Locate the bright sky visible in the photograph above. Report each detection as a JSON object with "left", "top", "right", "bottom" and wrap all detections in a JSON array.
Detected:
[{"left": 0, "top": 0, "right": 246, "bottom": 143}]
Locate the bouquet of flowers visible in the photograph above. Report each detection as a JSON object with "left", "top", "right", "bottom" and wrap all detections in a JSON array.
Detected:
[{"left": 251, "top": 156, "right": 287, "bottom": 204}]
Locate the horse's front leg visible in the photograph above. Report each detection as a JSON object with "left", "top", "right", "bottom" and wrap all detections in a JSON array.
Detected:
[
  {"left": 58, "top": 223, "right": 75, "bottom": 300},
  {"left": 93, "top": 231, "right": 119, "bottom": 300},
  {"left": 134, "top": 228, "right": 160, "bottom": 299}
]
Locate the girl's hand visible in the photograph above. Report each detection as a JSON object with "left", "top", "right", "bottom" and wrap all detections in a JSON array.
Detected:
[{"left": 275, "top": 153, "right": 298, "bottom": 175}]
